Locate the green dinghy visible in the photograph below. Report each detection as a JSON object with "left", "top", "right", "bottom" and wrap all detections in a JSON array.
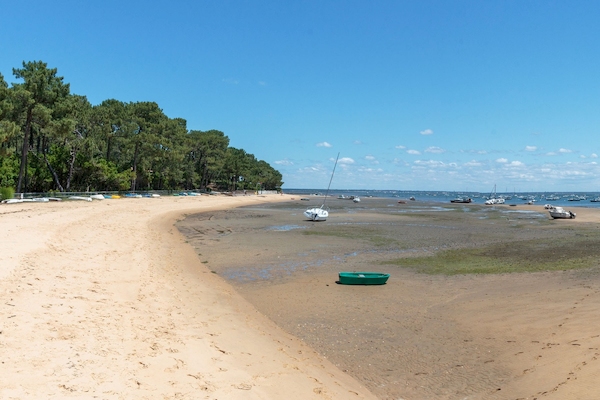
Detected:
[{"left": 338, "top": 272, "right": 390, "bottom": 285}]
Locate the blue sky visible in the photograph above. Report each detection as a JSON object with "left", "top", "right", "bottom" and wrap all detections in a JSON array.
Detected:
[{"left": 2, "top": 0, "right": 600, "bottom": 192}]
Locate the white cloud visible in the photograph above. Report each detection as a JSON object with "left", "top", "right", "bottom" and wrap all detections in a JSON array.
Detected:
[
  {"left": 580, "top": 155, "right": 587, "bottom": 159},
  {"left": 274, "top": 159, "right": 293, "bottom": 166},
  {"left": 464, "top": 160, "right": 483, "bottom": 167},
  {"left": 461, "top": 149, "right": 488, "bottom": 154},
  {"left": 413, "top": 160, "right": 446, "bottom": 167},
  {"left": 425, "top": 146, "right": 445, "bottom": 154},
  {"left": 395, "top": 145, "right": 406, "bottom": 149},
  {"left": 354, "top": 140, "right": 363, "bottom": 145},
  {"left": 546, "top": 152, "right": 557, "bottom": 156},
  {"left": 559, "top": 148, "right": 572, "bottom": 153},
  {"left": 393, "top": 158, "right": 409, "bottom": 166},
  {"left": 509, "top": 161, "right": 524, "bottom": 166},
  {"left": 525, "top": 146, "right": 537, "bottom": 151},
  {"left": 420, "top": 129, "right": 434, "bottom": 135},
  {"left": 496, "top": 158, "right": 508, "bottom": 163},
  {"left": 338, "top": 157, "right": 355, "bottom": 164},
  {"left": 407, "top": 149, "right": 421, "bottom": 155},
  {"left": 316, "top": 142, "right": 332, "bottom": 148},
  {"left": 592, "top": 154, "right": 598, "bottom": 158},
  {"left": 365, "top": 155, "right": 379, "bottom": 164},
  {"left": 415, "top": 160, "right": 444, "bottom": 167}
]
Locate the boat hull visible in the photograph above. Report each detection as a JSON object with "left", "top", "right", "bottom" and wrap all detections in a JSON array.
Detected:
[
  {"left": 548, "top": 206, "right": 576, "bottom": 219},
  {"left": 338, "top": 272, "right": 390, "bottom": 285},
  {"left": 304, "top": 207, "right": 328, "bottom": 221},
  {"left": 549, "top": 211, "right": 576, "bottom": 219}
]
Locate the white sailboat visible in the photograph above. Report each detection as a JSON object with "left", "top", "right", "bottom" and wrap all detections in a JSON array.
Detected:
[
  {"left": 304, "top": 153, "right": 339, "bottom": 222},
  {"left": 484, "top": 184, "right": 505, "bottom": 205}
]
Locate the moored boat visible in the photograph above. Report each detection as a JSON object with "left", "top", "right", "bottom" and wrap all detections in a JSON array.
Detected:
[
  {"left": 304, "top": 153, "right": 339, "bottom": 222},
  {"left": 304, "top": 207, "right": 329, "bottom": 221},
  {"left": 548, "top": 206, "right": 576, "bottom": 219},
  {"left": 338, "top": 272, "right": 390, "bottom": 285},
  {"left": 450, "top": 197, "right": 472, "bottom": 203}
]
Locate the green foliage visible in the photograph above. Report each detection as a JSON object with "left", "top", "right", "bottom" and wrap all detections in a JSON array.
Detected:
[
  {"left": 383, "top": 236, "right": 600, "bottom": 275},
  {"left": 0, "top": 61, "right": 283, "bottom": 193},
  {"left": 0, "top": 186, "right": 14, "bottom": 200}
]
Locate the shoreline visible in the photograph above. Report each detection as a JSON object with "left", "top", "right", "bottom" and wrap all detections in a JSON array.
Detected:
[{"left": 0, "top": 195, "right": 376, "bottom": 399}]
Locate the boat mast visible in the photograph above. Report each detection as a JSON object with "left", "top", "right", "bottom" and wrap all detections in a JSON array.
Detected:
[{"left": 322, "top": 152, "right": 340, "bottom": 207}]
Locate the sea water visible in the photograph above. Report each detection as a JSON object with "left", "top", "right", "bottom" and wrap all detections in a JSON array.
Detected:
[{"left": 282, "top": 189, "right": 600, "bottom": 209}]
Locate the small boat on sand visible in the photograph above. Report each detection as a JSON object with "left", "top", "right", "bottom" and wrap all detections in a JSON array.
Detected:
[
  {"left": 548, "top": 206, "right": 576, "bottom": 219},
  {"left": 338, "top": 272, "right": 390, "bottom": 285},
  {"left": 304, "top": 153, "right": 339, "bottom": 222},
  {"left": 68, "top": 196, "right": 92, "bottom": 202},
  {"left": 1, "top": 198, "right": 23, "bottom": 204},
  {"left": 304, "top": 206, "right": 329, "bottom": 221}
]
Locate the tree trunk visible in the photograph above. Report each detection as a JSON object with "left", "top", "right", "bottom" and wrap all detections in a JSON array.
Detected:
[
  {"left": 106, "top": 135, "right": 111, "bottom": 162},
  {"left": 66, "top": 147, "right": 77, "bottom": 191},
  {"left": 43, "top": 151, "right": 65, "bottom": 192},
  {"left": 16, "top": 108, "right": 33, "bottom": 193},
  {"left": 131, "top": 141, "right": 139, "bottom": 191}
]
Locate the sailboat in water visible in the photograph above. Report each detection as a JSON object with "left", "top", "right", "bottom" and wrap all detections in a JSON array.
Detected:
[{"left": 304, "top": 153, "right": 339, "bottom": 221}]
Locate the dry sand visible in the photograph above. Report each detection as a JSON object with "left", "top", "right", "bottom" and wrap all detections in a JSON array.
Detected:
[
  {"left": 0, "top": 195, "right": 376, "bottom": 399},
  {"left": 177, "top": 198, "right": 600, "bottom": 400}
]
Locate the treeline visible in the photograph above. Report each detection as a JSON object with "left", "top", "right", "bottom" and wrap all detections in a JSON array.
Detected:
[{"left": 0, "top": 61, "right": 283, "bottom": 194}]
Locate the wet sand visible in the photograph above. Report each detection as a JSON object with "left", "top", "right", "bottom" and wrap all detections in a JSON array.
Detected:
[{"left": 177, "top": 197, "right": 600, "bottom": 399}]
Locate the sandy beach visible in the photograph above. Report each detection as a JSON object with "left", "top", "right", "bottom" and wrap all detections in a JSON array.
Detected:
[
  {"left": 0, "top": 195, "right": 375, "bottom": 399},
  {"left": 176, "top": 197, "right": 600, "bottom": 400}
]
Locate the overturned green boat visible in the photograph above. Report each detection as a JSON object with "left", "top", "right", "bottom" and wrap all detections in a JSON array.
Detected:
[{"left": 338, "top": 272, "right": 390, "bottom": 285}]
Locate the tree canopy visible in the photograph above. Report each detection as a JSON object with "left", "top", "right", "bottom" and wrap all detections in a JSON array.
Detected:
[{"left": 0, "top": 61, "right": 283, "bottom": 193}]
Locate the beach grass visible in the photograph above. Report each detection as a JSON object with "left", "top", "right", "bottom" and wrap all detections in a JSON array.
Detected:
[
  {"left": 302, "top": 227, "right": 399, "bottom": 247},
  {"left": 383, "top": 236, "right": 600, "bottom": 275}
]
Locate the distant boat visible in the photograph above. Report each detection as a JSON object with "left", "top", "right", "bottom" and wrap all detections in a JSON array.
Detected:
[
  {"left": 304, "top": 153, "right": 339, "bottom": 222},
  {"left": 450, "top": 197, "right": 472, "bottom": 203},
  {"left": 352, "top": 197, "right": 361, "bottom": 203},
  {"left": 548, "top": 206, "right": 576, "bottom": 219},
  {"left": 591, "top": 197, "right": 600, "bottom": 202},
  {"left": 485, "top": 185, "right": 505, "bottom": 205},
  {"left": 338, "top": 272, "right": 390, "bottom": 285},
  {"left": 1, "top": 198, "right": 23, "bottom": 204},
  {"left": 68, "top": 196, "right": 92, "bottom": 202}
]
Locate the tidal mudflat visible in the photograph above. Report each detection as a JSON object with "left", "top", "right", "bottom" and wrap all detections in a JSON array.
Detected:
[{"left": 178, "top": 197, "right": 600, "bottom": 399}]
